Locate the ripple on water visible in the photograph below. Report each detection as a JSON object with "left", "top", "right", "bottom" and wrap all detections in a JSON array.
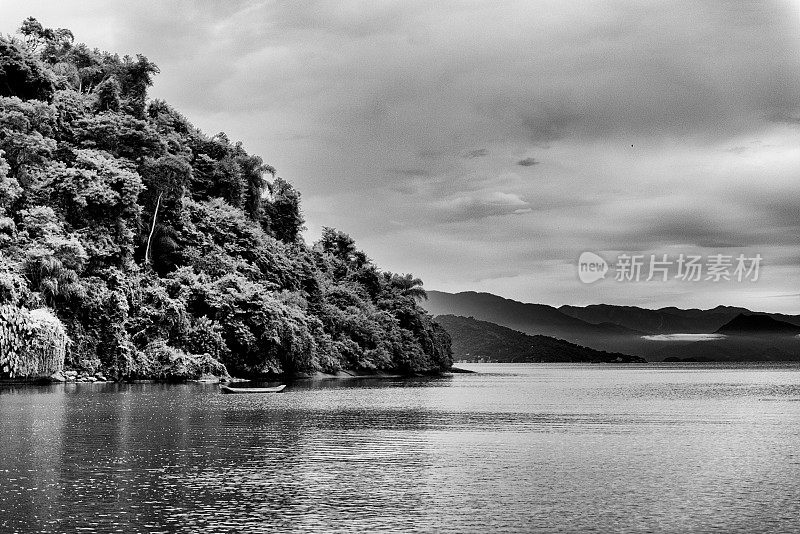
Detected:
[{"left": 2, "top": 364, "right": 800, "bottom": 532}]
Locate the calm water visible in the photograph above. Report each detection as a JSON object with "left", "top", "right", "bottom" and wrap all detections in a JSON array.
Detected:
[{"left": 2, "top": 363, "right": 800, "bottom": 533}]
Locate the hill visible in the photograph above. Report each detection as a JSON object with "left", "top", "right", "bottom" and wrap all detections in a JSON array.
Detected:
[
  {"left": 715, "top": 314, "right": 800, "bottom": 335},
  {"left": 435, "top": 315, "right": 645, "bottom": 363},
  {"left": 426, "top": 290, "right": 651, "bottom": 356},
  {"left": 0, "top": 18, "right": 451, "bottom": 380}
]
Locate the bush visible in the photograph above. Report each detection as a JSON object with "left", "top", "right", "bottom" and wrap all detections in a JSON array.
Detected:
[
  {"left": 0, "top": 38, "right": 55, "bottom": 101},
  {"left": 138, "top": 339, "right": 228, "bottom": 380}
]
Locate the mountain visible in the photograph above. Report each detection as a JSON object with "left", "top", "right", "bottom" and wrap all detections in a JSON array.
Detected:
[
  {"left": 425, "top": 291, "right": 642, "bottom": 338},
  {"left": 559, "top": 304, "right": 740, "bottom": 334},
  {"left": 436, "top": 315, "right": 645, "bottom": 363},
  {"left": 715, "top": 314, "right": 800, "bottom": 335},
  {"left": 559, "top": 304, "right": 800, "bottom": 333},
  {"left": 426, "top": 291, "right": 651, "bottom": 356}
]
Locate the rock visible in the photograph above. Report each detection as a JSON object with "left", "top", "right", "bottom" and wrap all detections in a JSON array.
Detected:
[
  {"left": 64, "top": 370, "right": 78, "bottom": 378},
  {"left": 94, "top": 373, "right": 106, "bottom": 381},
  {"left": 194, "top": 374, "right": 220, "bottom": 383},
  {"left": 49, "top": 371, "right": 66, "bottom": 382},
  {"left": 221, "top": 377, "right": 247, "bottom": 383},
  {"left": 85, "top": 376, "right": 97, "bottom": 382}
]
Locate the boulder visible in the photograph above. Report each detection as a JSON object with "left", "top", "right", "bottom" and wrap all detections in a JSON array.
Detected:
[{"left": 49, "top": 371, "right": 66, "bottom": 382}]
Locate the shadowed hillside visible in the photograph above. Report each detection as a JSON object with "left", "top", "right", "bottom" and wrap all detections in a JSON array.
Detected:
[
  {"left": 436, "top": 315, "right": 645, "bottom": 363},
  {"left": 715, "top": 314, "right": 800, "bottom": 335},
  {"left": 426, "top": 290, "right": 651, "bottom": 355}
]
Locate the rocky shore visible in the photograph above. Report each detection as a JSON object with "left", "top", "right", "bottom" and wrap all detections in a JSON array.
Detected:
[
  {"left": 22, "top": 366, "right": 464, "bottom": 385},
  {"left": 50, "top": 370, "right": 110, "bottom": 383}
]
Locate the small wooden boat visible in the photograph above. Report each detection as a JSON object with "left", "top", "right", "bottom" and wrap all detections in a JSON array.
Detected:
[{"left": 220, "top": 384, "right": 287, "bottom": 394}]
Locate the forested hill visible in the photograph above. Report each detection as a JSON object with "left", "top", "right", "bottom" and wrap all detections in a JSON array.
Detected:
[{"left": 0, "top": 18, "right": 451, "bottom": 380}]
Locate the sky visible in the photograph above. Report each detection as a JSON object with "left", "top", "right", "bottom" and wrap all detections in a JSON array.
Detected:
[{"left": 3, "top": 1, "right": 800, "bottom": 312}]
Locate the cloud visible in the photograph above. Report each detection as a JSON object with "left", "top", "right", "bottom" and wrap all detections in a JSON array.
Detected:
[
  {"left": 432, "top": 191, "right": 530, "bottom": 222},
  {"left": 5, "top": 1, "right": 800, "bottom": 311},
  {"left": 462, "top": 148, "right": 489, "bottom": 159}
]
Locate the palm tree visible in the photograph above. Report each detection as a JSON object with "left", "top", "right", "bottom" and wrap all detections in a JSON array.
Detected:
[{"left": 388, "top": 273, "right": 427, "bottom": 301}]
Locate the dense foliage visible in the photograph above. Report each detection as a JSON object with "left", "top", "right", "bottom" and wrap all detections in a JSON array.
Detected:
[{"left": 0, "top": 18, "right": 451, "bottom": 379}]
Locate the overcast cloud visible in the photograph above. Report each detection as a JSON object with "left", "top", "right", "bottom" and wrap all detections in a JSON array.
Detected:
[{"left": 3, "top": 0, "right": 800, "bottom": 312}]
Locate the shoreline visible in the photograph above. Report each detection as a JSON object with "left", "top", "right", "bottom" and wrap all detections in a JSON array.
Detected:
[{"left": 0, "top": 366, "right": 470, "bottom": 386}]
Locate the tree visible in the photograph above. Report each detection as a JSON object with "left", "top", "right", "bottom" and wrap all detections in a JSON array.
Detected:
[
  {"left": 237, "top": 151, "right": 269, "bottom": 222},
  {"left": 43, "top": 149, "right": 143, "bottom": 268},
  {"left": 386, "top": 273, "right": 428, "bottom": 301},
  {"left": 16, "top": 206, "right": 87, "bottom": 306},
  {"left": 64, "top": 43, "right": 105, "bottom": 93},
  {"left": 72, "top": 110, "right": 166, "bottom": 160},
  {"left": 0, "top": 151, "right": 21, "bottom": 215},
  {"left": 0, "top": 38, "right": 55, "bottom": 101},
  {"left": 93, "top": 75, "right": 121, "bottom": 112},
  {"left": 18, "top": 17, "right": 47, "bottom": 53},
  {"left": 318, "top": 227, "right": 357, "bottom": 261},
  {"left": 0, "top": 97, "right": 57, "bottom": 186},
  {"left": 139, "top": 155, "right": 191, "bottom": 270},
  {"left": 116, "top": 54, "right": 159, "bottom": 117},
  {"left": 265, "top": 177, "right": 304, "bottom": 243},
  {"left": 18, "top": 17, "right": 73, "bottom": 58}
]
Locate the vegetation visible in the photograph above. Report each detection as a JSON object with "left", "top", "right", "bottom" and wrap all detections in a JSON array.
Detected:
[
  {"left": 0, "top": 305, "right": 67, "bottom": 377},
  {"left": 0, "top": 18, "right": 451, "bottom": 380}
]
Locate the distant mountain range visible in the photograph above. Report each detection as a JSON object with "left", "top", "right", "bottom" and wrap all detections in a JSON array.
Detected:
[
  {"left": 559, "top": 304, "right": 800, "bottom": 333},
  {"left": 426, "top": 291, "right": 800, "bottom": 362},
  {"left": 436, "top": 315, "right": 646, "bottom": 363}
]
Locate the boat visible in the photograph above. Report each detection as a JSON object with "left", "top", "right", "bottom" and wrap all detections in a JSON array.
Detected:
[{"left": 220, "top": 384, "right": 287, "bottom": 394}]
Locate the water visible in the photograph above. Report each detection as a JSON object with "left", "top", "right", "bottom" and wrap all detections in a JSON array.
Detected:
[{"left": 2, "top": 363, "right": 800, "bottom": 533}]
